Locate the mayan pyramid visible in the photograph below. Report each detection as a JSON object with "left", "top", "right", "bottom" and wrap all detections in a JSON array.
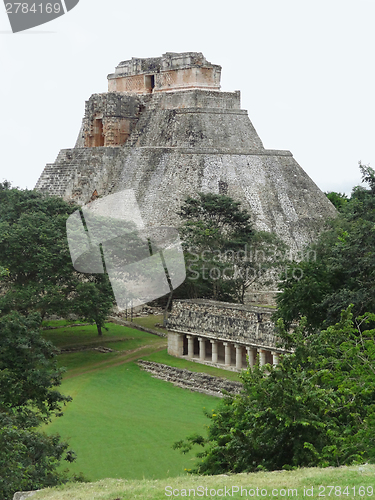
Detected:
[{"left": 36, "top": 52, "right": 336, "bottom": 251}]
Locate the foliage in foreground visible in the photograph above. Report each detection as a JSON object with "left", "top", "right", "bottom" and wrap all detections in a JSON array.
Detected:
[
  {"left": 0, "top": 312, "right": 77, "bottom": 499},
  {"left": 174, "top": 306, "right": 375, "bottom": 474}
]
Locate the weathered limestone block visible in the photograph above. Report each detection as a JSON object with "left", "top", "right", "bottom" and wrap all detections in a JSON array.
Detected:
[
  {"left": 168, "top": 331, "right": 184, "bottom": 356},
  {"left": 137, "top": 360, "right": 243, "bottom": 397},
  {"left": 13, "top": 492, "right": 38, "bottom": 500}
]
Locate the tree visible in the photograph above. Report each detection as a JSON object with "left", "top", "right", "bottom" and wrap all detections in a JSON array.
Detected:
[
  {"left": 0, "top": 312, "right": 76, "bottom": 499},
  {"left": 0, "top": 420, "right": 76, "bottom": 500},
  {"left": 276, "top": 164, "right": 375, "bottom": 331},
  {"left": 0, "top": 312, "right": 71, "bottom": 425},
  {"left": 0, "top": 182, "right": 80, "bottom": 318},
  {"left": 74, "top": 274, "right": 114, "bottom": 336},
  {"left": 177, "top": 193, "right": 286, "bottom": 303},
  {"left": 325, "top": 191, "right": 348, "bottom": 212},
  {"left": 0, "top": 182, "right": 115, "bottom": 330},
  {"left": 174, "top": 306, "right": 375, "bottom": 473}
]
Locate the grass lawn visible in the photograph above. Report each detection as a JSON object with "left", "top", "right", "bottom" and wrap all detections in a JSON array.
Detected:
[
  {"left": 32, "top": 464, "right": 375, "bottom": 500},
  {"left": 131, "top": 313, "right": 168, "bottom": 334},
  {"left": 44, "top": 361, "right": 216, "bottom": 482},
  {"left": 41, "top": 322, "right": 219, "bottom": 482},
  {"left": 43, "top": 321, "right": 154, "bottom": 350},
  {"left": 30, "top": 321, "right": 374, "bottom": 499}
]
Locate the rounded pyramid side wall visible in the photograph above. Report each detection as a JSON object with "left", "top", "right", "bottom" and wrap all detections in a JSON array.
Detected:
[
  {"left": 35, "top": 88, "right": 336, "bottom": 253},
  {"left": 110, "top": 146, "right": 336, "bottom": 251}
]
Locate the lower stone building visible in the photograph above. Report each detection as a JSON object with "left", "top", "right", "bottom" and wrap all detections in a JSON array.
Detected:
[{"left": 167, "top": 299, "right": 290, "bottom": 372}]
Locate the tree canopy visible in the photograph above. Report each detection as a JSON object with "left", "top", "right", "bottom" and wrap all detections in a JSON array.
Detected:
[
  {"left": 74, "top": 274, "right": 114, "bottom": 336},
  {"left": 0, "top": 182, "right": 80, "bottom": 318},
  {"left": 174, "top": 306, "right": 375, "bottom": 473},
  {"left": 276, "top": 164, "right": 375, "bottom": 330},
  {"left": 0, "top": 182, "right": 114, "bottom": 334},
  {"left": 177, "top": 192, "right": 286, "bottom": 303},
  {"left": 0, "top": 312, "right": 76, "bottom": 499},
  {"left": 325, "top": 191, "right": 349, "bottom": 212},
  {"left": 0, "top": 312, "right": 71, "bottom": 426}
]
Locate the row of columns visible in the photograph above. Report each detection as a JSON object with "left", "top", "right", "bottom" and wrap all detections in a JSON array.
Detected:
[{"left": 186, "top": 334, "right": 280, "bottom": 370}]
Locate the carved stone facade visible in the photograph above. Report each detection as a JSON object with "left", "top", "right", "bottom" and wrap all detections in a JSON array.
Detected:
[
  {"left": 167, "top": 300, "right": 290, "bottom": 372},
  {"left": 83, "top": 92, "right": 142, "bottom": 148},
  {"left": 107, "top": 52, "right": 221, "bottom": 94},
  {"left": 82, "top": 53, "right": 221, "bottom": 149}
]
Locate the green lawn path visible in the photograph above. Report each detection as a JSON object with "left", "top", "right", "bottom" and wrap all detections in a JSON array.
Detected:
[
  {"left": 42, "top": 319, "right": 235, "bottom": 482},
  {"left": 35, "top": 318, "right": 372, "bottom": 500},
  {"left": 46, "top": 361, "right": 215, "bottom": 481}
]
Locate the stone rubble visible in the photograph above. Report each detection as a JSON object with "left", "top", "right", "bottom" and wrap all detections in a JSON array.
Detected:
[{"left": 137, "top": 360, "right": 243, "bottom": 397}]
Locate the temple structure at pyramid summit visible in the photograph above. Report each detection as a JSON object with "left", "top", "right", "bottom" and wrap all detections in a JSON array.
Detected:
[{"left": 36, "top": 52, "right": 336, "bottom": 252}]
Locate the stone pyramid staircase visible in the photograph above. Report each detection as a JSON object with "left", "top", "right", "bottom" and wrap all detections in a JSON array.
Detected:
[{"left": 35, "top": 150, "right": 81, "bottom": 197}]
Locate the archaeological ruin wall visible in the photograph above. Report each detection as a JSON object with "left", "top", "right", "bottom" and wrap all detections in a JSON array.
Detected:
[
  {"left": 107, "top": 52, "right": 221, "bottom": 94},
  {"left": 167, "top": 299, "right": 290, "bottom": 371},
  {"left": 36, "top": 51, "right": 336, "bottom": 254}
]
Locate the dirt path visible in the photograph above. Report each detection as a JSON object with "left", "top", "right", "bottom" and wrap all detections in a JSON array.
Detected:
[
  {"left": 63, "top": 340, "right": 167, "bottom": 379},
  {"left": 59, "top": 336, "right": 141, "bottom": 352}
]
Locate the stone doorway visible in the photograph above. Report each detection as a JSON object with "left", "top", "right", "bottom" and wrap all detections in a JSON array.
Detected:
[
  {"left": 93, "top": 118, "right": 104, "bottom": 147},
  {"left": 144, "top": 74, "right": 155, "bottom": 93}
]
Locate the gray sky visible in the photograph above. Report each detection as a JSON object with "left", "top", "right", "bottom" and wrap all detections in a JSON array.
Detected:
[{"left": 0, "top": 0, "right": 374, "bottom": 195}]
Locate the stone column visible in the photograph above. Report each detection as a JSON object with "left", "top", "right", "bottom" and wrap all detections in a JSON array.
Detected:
[
  {"left": 259, "top": 349, "right": 267, "bottom": 367},
  {"left": 175, "top": 333, "right": 183, "bottom": 356},
  {"left": 167, "top": 332, "right": 184, "bottom": 357},
  {"left": 186, "top": 335, "right": 194, "bottom": 359},
  {"left": 246, "top": 347, "right": 257, "bottom": 369},
  {"left": 272, "top": 352, "right": 280, "bottom": 366},
  {"left": 210, "top": 340, "right": 218, "bottom": 363},
  {"left": 235, "top": 345, "right": 243, "bottom": 370},
  {"left": 223, "top": 342, "right": 232, "bottom": 366},
  {"left": 198, "top": 337, "right": 206, "bottom": 361}
]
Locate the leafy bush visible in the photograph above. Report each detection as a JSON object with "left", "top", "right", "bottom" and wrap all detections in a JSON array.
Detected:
[
  {"left": 0, "top": 418, "right": 75, "bottom": 500},
  {"left": 174, "top": 306, "right": 375, "bottom": 473},
  {"left": 0, "top": 312, "right": 77, "bottom": 499},
  {"left": 276, "top": 164, "right": 375, "bottom": 331}
]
